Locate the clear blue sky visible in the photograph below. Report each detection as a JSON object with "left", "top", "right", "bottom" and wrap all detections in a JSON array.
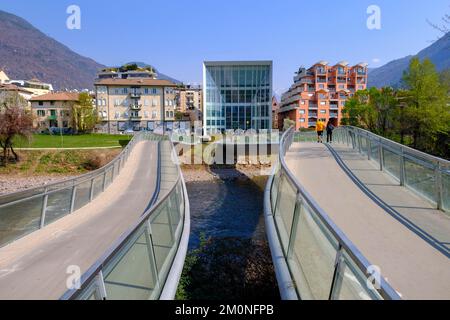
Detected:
[{"left": 1, "top": 0, "right": 448, "bottom": 94}]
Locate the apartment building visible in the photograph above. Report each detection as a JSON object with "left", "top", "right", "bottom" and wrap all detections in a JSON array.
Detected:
[
  {"left": 30, "top": 92, "right": 79, "bottom": 131},
  {"left": 94, "top": 78, "right": 181, "bottom": 133},
  {"left": 177, "top": 85, "right": 203, "bottom": 112},
  {"left": 6, "top": 78, "right": 53, "bottom": 97},
  {"left": 272, "top": 96, "right": 279, "bottom": 129},
  {"left": 277, "top": 61, "right": 368, "bottom": 130},
  {"left": 203, "top": 61, "right": 273, "bottom": 133}
]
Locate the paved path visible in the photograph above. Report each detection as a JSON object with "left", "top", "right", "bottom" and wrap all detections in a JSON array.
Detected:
[
  {"left": 0, "top": 140, "right": 159, "bottom": 300},
  {"left": 285, "top": 142, "right": 450, "bottom": 300},
  {"left": 331, "top": 144, "right": 450, "bottom": 253}
]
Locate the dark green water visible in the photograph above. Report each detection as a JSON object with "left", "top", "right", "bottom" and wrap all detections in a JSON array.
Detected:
[{"left": 177, "top": 169, "right": 280, "bottom": 300}]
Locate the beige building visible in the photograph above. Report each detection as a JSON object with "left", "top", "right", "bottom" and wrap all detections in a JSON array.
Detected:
[
  {"left": 6, "top": 78, "right": 53, "bottom": 97},
  {"left": 0, "top": 83, "right": 34, "bottom": 101},
  {"left": 30, "top": 92, "right": 79, "bottom": 131},
  {"left": 94, "top": 78, "right": 184, "bottom": 133},
  {"left": 177, "top": 85, "right": 203, "bottom": 112}
]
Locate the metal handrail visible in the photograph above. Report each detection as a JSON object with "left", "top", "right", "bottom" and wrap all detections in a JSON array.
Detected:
[
  {"left": 268, "top": 127, "right": 400, "bottom": 300},
  {"left": 342, "top": 126, "right": 450, "bottom": 167},
  {"left": 61, "top": 170, "right": 182, "bottom": 300},
  {"left": 60, "top": 136, "right": 189, "bottom": 300},
  {"left": 338, "top": 126, "right": 449, "bottom": 212},
  {"left": 0, "top": 133, "right": 165, "bottom": 247}
]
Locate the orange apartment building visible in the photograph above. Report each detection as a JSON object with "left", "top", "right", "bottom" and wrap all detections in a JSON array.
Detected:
[{"left": 277, "top": 61, "right": 368, "bottom": 130}]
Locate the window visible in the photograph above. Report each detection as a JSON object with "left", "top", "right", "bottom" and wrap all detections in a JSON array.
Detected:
[
  {"left": 50, "top": 101, "right": 55, "bottom": 106},
  {"left": 299, "top": 110, "right": 305, "bottom": 114},
  {"left": 152, "top": 111, "right": 157, "bottom": 119},
  {"left": 144, "top": 100, "right": 149, "bottom": 106},
  {"left": 37, "top": 110, "right": 45, "bottom": 117},
  {"left": 320, "top": 110, "right": 326, "bottom": 114},
  {"left": 300, "top": 100, "right": 305, "bottom": 105},
  {"left": 320, "top": 101, "right": 326, "bottom": 106},
  {"left": 300, "top": 118, "right": 305, "bottom": 123},
  {"left": 38, "top": 101, "right": 43, "bottom": 106},
  {"left": 152, "top": 99, "right": 157, "bottom": 106}
]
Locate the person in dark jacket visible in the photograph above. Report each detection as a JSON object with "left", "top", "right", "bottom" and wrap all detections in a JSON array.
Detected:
[{"left": 326, "top": 120, "right": 335, "bottom": 143}]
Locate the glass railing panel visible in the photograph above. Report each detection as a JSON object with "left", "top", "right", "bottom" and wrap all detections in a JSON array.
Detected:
[
  {"left": 271, "top": 168, "right": 281, "bottom": 211},
  {"left": 273, "top": 172, "right": 297, "bottom": 253},
  {"left": 370, "top": 140, "right": 380, "bottom": 164},
  {"left": 404, "top": 157, "right": 437, "bottom": 204},
  {"left": 104, "top": 168, "right": 113, "bottom": 189},
  {"left": 0, "top": 196, "right": 44, "bottom": 246},
  {"left": 73, "top": 180, "right": 92, "bottom": 212},
  {"left": 150, "top": 203, "right": 176, "bottom": 283},
  {"left": 168, "top": 191, "right": 181, "bottom": 235},
  {"left": 331, "top": 251, "right": 382, "bottom": 300},
  {"left": 92, "top": 175, "right": 104, "bottom": 200},
  {"left": 289, "top": 201, "right": 339, "bottom": 300},
  {"left": 44, "top": 188, "right": 73, "bottom": 225},
  {"left": 0, "top": 187, "right": 45, "bottom": 206},
  {"left": 103, "top": 227, "right": 157, "bottom": 300},
  {"left": 382, "top": 148, "right": 401, "bottom": 180},
  {"left": 360, "top": 136, "right": 368, "bottom": 155}
]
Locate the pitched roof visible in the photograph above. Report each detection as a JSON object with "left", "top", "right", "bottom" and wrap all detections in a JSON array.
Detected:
[
  {"left": 95, "top": 78, "right": 177, "bottom": 87},
  {"left": 0, "top": 84, "right": 34, "bottom": 94},
  {"left": 30, "top": 92, "right": 80, "bottom": 101}
]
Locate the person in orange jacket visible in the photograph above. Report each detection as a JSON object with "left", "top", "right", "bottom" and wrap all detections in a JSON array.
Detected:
[{"left": 316, "top": 120, "right": 325, "bottom": 143}]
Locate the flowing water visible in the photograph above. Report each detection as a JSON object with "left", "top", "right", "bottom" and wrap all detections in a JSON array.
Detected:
[{"left": 177, "top": 168, "right": 280, "bottom": 300}]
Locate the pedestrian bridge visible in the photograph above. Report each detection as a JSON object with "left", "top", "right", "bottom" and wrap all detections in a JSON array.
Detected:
[
  {"left": 0, "top": 126, "right": 449, "bottom": 300},
  {"left": 265, "top": 126, "right": 450, "bottom": 300},
  {"left": 0, "top": 133, "right": 190, "bottom": 300}
]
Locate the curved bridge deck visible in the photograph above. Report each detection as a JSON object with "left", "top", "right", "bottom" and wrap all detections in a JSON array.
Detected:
[
  {"left": 0, "top": 140, "right": 159, "bottom": 299},
  {"left": 285, "top": 142, "right": 450, "bottom": 300}
]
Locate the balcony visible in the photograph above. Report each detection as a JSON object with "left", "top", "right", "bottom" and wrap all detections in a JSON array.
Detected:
[
  {"left": 308, "top": 113, "right": 318, "bottom": 118},
  {"left": 330, "top": 104, "right": 339, "bottom": 110},
  {"left": 130, "top": 92, "right": 141, "bottom": 98},
  {"left": 48, "top": 115, "right": 57, "bottom": 121},
  {"left": 129, "top": 113, "right": 142, "bottom": 120},
  {"left": 308, "top": 121, "right": 317, "bottom": 127},
  {"left": 309, "top": 104, "right": 318, "bottom": 110}
]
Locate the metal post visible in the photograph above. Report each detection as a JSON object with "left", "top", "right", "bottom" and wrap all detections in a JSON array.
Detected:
[
  {"left": 435, "top": 162, "right": 443, "bottom": 211},
  {"left": 94, "top": 270, "right": 108, "bottom": 300},
  {"left": 39, "top": 189, "right": 49, "bottom": 229},
  {"left": 399, "top": 147, "right": 406, "bottom": 186},
  {"left": 287, "top": 196, "right": 302, "bottom": 259},
  {"left": 379, "top": 143, "right": 383, "bottom": 171},
  {"left": 102, "top": 171, "right": 107, "bottom": 192},
  {"left": 89, "top": 178, "right": 95, "bottom": 201},
  {"left": 146, "top": 221, "right": 162, "bottom": 290},
  {"left": 70, "top": 185, "right": 77, "bottom": 213},
  {"left": 328, "top": 245, "right": 344, "bottom": 300}
]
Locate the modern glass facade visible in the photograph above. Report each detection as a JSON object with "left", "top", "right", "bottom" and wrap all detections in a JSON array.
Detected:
[{"left": 203, "top": 61, "right": 273, "bottom": 132}]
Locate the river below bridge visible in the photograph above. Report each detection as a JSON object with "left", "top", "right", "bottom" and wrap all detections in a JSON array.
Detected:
[{"left": 177, "top": 165, "right": 280, "bottom": 300}]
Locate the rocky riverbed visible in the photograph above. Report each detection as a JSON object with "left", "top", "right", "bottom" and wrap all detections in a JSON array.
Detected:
[{"left": 0, "top": 175, "right": 75, "bottom": 195}]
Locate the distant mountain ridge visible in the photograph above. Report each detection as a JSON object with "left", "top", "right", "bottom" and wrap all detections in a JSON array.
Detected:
[
  {"left": 0, "top": 10, "right": 181, "bottom": 90},
  {"left": 369, "top": 33, "right": 450, "bottom": 88}
]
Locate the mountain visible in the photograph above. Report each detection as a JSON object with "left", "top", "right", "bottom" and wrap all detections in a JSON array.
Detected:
[
  {"left": 369, "top": 33, "right": 450, "bottom": 88},
  {"left": 0, "top": 10, "right": 105, "bottom": 90},
  {"left": 0, "top": 11, "right": 181, "bottom": 90}
]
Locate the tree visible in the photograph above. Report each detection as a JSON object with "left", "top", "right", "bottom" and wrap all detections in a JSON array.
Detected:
[
  {"left": 283, "top": 118, "right": 295, "bottom": 130},
  {"left": 401, "top": 58, "right": 449, "bottom": 152},
  {"left": 0, "top": 92, "right": 33, "bottom": 164},
  {"left": 71, "top": 92, "right": 98, "bottom": 133}
]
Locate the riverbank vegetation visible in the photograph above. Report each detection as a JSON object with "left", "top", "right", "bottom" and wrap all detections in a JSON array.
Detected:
[
  {"left": 342, "top": 58, "right": 450, "bottom": 159},
  {"left": 0, "top": 148, "right": 121, "bottom": 176},
  {"left": 13, "top": 133, "right": 131, "bottom": 149}
]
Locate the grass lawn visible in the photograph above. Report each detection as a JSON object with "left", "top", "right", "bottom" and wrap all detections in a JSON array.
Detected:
[{"left": 14, "top": 134, "right": 132, "bottom": 149}]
